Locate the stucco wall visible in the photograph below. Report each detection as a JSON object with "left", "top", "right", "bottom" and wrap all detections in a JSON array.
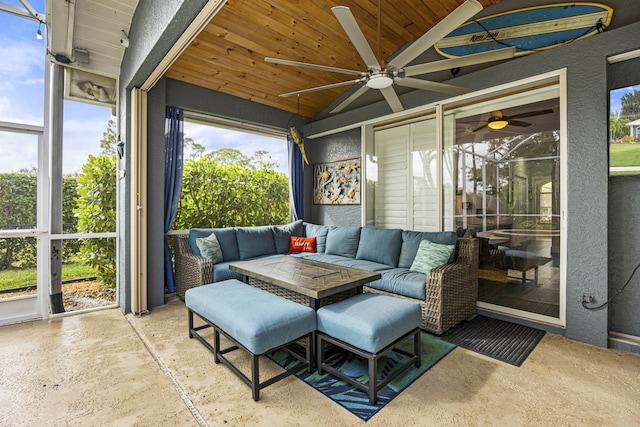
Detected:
[
  {"left": 307, "top": 128, "right": 362, "bottom": 226},
  {"left": 608, "top": 176, "right": 640, "bottom": 338}
]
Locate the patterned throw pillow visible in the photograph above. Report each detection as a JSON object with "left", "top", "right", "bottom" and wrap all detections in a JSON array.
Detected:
[
  {"left": 195, "top": 233, "right": 224, "bottom": 264},
  {"left": 409, "top": 239, "right": 455, "bottom": 275},
  {"left": 289, "top": 236, "right": 316, "bottom": 253}
]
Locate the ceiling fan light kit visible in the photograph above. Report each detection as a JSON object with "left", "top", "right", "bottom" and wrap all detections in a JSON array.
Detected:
[
  {"left": 366, "top": 73, "right": 394, "bottom": 89},
  {"left": 264, "top": 0, "right": 516, "bottom": 114},
  {"left": 487, "top": 118, "right": 509, "bottom": 130}
]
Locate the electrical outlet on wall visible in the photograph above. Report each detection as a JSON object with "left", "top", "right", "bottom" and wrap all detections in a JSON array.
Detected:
[{"left": 582, "top": 294, "right": 595, "bottom": 304}]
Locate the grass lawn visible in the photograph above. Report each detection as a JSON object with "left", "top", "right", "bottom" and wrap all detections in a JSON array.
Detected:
[
  {"left": 0, "top": 263, "right": 97, "bottom": 291},
  {"left": 610, "top": 143, "right": 640, "bottom": 167}
]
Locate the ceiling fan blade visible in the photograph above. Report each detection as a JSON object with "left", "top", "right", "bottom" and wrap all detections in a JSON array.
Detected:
[
  {"left": 279, "top": 79, "right": 361, "bottom": 97},
  {"left": 380, "top": 86, "right": 403, "bottom": 113},
  {"left": 507, "top": 120, "right": 532, "bottom": 128},
  {"left": 471, "top": 123, "right": 488, "bottom": 133},
  {"left": 331, "top": 84, "right": 369, "bottom": 114},
  {"left": 404, "top": 47, "right": 516, "bottom": 76},
  {"left": 387, "top": 0, "right": 483, "bottom": 70},
  {"left": 332, "top": 6, "right": 381, "bottom": 70},
  {"left": 397, "top": 77, "right": 468, "bottom": 95},
  {"left": 508, "top": 109, "right": 554, "bottom": 120},
  {"left": 264, "top": 57, "right": 365, "bottom": 76}
]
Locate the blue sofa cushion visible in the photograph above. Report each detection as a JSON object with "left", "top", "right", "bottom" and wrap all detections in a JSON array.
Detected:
[
  {"left": 330, "top": 258, "right": 394, "bottom": 272},
  {"left": 356, "top": 226, "right": 402, "bottom": 267},
  {"left": 325, "top": 226, "right": 361, "bottom": 258},
  {"left": 303, "top": 223, "right": 330, "bottom": 253},
  {"left": 398, "top": 230, "right": 457, "bottom": 268},
  {"left": 190, "top": 228, "right": 239, "bottom": 262},
  {"left": 366, "top": 268, "right": 428, "bottom": 300},
  {"left": 291, "top": 253, "right": 353, "bottom": 264},
  {"left": 213, "top": 262, "right": 245, "bottom": 282},
  {"left": 272, "top": 220, "right": 304, "bottom": 254},
  {"left": 317, "top": 293, "right": 421, "bottom": 354},
  {"left": 236, "top": 226, "right": 277, "bottom": 259},
  {"left": 185, "top": 279, "right": 316, "bottom": 355}
]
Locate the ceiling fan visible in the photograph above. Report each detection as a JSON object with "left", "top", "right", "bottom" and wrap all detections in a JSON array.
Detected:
[
  {"left": 471, "top": 109, "right": 554, "bottom": 132},
  {"left": 264, "top": 0, "right": 516, "bottom": 114}
]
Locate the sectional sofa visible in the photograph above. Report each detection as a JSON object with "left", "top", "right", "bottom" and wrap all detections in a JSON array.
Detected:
[{"left": 174, "top": 220, "right": 478, "bottom": 334}]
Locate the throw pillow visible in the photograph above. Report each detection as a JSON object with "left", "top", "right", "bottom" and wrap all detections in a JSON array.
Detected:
[
  {"left": 195, "top": 233, "right": 224, "bottom": 264},
  {"left": 289, "top": 236, "right": 316, "bottom": 253},
  {"left": 409, "top": 239, "right": 456, "bottom": 275}
]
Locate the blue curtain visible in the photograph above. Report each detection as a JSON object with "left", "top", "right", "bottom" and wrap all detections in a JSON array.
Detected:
[
  {"left": 164, "top": 107, "right": 184, "bottom": 293},
  {"left": 287, "top": 134, "right": 304, "bottom": 221}
]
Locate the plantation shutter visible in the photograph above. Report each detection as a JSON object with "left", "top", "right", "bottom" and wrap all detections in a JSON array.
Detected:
[{"left": 373, "top": 126, "right": 409, "bottom": 229}]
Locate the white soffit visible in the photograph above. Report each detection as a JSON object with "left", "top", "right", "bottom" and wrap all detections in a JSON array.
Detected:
[{"left": 49, "top": 0, "right": 138, "bottom": 79}]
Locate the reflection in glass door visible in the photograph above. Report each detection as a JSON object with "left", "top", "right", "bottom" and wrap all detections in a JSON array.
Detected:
[{"left": 450, "top": 92, "right": 563, "bottom": 323}]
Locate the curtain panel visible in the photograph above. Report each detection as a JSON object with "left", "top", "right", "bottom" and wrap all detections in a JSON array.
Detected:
[
  {"left": 164, "top": 107, "right": 184, "bottom": 293},
  {"left": 287, "top": 134, "right": 304, "bottom": 221}
]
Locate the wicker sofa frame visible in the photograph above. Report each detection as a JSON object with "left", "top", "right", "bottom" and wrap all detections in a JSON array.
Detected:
[{"left": 173, "top": 233, "right": 478, "bottom": 335}]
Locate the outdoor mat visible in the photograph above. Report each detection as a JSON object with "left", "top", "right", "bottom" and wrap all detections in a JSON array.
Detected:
[
  {"left": 267, "top": 331, "right": 455, "bottom": 422},
  {"left": 442, "top": 315, "right": 545, "bottom": 367}
]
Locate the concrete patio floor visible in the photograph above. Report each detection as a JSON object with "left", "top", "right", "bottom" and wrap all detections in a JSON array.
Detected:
[{"left": 1, "top": 295, "right": 638, "bottom": 426}]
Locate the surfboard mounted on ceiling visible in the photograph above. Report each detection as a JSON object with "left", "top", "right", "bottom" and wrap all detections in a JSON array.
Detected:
[{"left": 435, "top": 2, "right": 613, "bottom": 58}]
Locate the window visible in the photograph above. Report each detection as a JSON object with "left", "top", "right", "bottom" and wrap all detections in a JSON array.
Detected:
[
  {"left": 609, "top": 83, "right": 640, "bottom": 176},
  {"left": 174, "top": 117, "right": 290, "bottom": 230}
]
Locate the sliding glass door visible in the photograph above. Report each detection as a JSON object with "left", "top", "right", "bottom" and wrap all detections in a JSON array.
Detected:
[
  {"left": 450, "top": 90, "right": 562, "bottom": 323},
  {"left": 365, "top": 74, "right": 565, "bottom": 325}
]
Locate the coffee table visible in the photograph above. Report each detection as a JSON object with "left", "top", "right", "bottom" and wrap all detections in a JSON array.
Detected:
[{"left": 229, "top": 255, "right": 381, "bottom": 310}]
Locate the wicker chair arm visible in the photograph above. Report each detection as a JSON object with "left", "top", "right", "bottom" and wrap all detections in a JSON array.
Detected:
[
  {"left": 421, "top": 237, "right": 479, "bottom": 334},
  {"left": 455, "top": 237, "right": 479, "bottom": 267},
  {"left": 173, "top": 234, "right": 214, "bottom": 300}
]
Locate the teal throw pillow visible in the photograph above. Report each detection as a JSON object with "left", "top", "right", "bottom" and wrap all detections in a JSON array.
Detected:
[
  {"left": 409, "top": 239, "right": 455, "bottom": 275},
  {"left": 195, "top": 233, "right": 224, "bottom": 264}
]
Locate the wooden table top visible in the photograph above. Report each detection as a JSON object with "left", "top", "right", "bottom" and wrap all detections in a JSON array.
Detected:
[{"left": 229, "top": 255, "right": 381, "bottom": 300}]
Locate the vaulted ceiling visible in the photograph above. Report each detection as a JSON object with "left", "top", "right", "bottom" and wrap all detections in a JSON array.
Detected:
[{"left": 165, "top": 0, "right": 501, "bottom": 118}]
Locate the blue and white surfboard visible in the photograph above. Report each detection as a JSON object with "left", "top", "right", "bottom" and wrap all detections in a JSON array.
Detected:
[{"left": 435, "top": 2, "right": 614, "bottom": 58}]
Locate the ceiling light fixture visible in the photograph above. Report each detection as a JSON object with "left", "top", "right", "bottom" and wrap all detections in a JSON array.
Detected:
[
  {"left": 487, "top": 117, "right": 508, "bottom": 130},
  {"left": 366, "top": 72, "right": 393, "bottom": 89}
]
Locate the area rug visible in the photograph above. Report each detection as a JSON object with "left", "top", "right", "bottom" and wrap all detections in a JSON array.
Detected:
[
  {"left": 268, "top": 332, "right": 455, "bottom": 421},
  {"left": 442, "top": 315, "right": 545, "bottom": 367}
]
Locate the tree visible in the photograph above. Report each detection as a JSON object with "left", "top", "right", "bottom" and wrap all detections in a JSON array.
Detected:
[
  {"left": 74, "top": 154, "right": 117, "bottom": 287},
  {"left": 174, "top": 150, "right": 289, "bottom": 230},
  {"left": 610, "top": 116, "right": 630, "bottom": 141},
  {"left": 620, "top": 90, "right": 640, "bottom": 121},
  {"left": 73, "top": 120, "right": 118, "bottom": 287}
]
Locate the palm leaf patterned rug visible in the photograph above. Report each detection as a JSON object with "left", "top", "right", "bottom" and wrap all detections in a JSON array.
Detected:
[{"left": 267, "top": 331, "right": 455, "bottom": 422}]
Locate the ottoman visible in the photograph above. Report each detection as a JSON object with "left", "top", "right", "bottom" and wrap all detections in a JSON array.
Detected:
[{"left": 316, "top": 293, "right": 421, "bottom": 404}]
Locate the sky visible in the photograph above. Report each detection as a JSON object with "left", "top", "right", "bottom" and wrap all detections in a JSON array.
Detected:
[
  {"left": 610, "top": 84, "right": 640, "bottom": 118},
  {"left": 0, "top": 0, "right": 287, "bottom": 175}
]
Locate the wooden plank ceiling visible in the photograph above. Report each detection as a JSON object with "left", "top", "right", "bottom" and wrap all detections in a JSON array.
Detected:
[{"left": 166, "top": 0, "right": 500, "bottom": 118}]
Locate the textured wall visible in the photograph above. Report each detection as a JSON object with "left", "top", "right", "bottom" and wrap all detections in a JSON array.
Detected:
[
  {"left": 608, "top": 176, "right": 640, "bottom": 337},
  {"left": 146, "top": 78, "right": 168, "bottom": 308},
  {"left": 308, "top": 128, "right": 362, "bottom": 226}
]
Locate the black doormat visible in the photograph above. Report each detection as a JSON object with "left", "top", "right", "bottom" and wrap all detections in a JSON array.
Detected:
[{"left": 442, "top": 316, "right": 545, "bottom": 367}]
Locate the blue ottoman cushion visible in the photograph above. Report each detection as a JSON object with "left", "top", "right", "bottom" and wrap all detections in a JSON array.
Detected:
[
  {"left": 316, "top": 293, "right": 421, "bottom": 354},
  {"left": 185, "top": 279, "right": 316, "bottom": 354}
]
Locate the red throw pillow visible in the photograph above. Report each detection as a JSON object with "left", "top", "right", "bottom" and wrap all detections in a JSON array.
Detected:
[{"left": 289, "top": 236, "right": 316, "bottom": 253}]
